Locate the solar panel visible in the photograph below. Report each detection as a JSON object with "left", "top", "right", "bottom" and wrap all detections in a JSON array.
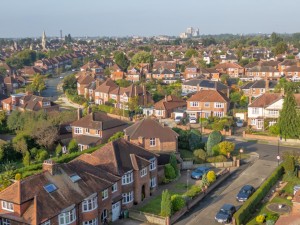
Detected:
[
  {"left": 70, "top": 174, "right": 81, "bottom": 183},
  {"left": 44, "top": 184, "right": 57, "bottom": 193}
]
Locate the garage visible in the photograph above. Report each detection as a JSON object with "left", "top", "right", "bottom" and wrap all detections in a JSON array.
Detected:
[{"left": 112, "top": 201, "right": 121, "bottom": 222}]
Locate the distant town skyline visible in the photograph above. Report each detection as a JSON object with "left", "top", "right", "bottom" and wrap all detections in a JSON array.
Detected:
[{"left": 1, "top": 0, "right": 300, "bottom": 38}]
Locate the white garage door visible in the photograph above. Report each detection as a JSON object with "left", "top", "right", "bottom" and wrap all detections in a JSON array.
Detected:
[{"left": 112, "top": 201, "right": 121, "bottom": 222}]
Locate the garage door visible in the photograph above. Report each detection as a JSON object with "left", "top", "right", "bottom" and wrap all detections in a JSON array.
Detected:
[{"left": 112, "top": 201, "right": 121, "bottom": 222}]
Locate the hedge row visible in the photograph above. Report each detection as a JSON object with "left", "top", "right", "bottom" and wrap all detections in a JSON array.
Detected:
[
  {"left": 65, "top": 89, "right": 88, "bottom": 105},
  {"left": 233, "top": 165, "right": 284, "bottom": 225},
  {"left": 93, "top": 105, "right": 130, "bottom": 117}
]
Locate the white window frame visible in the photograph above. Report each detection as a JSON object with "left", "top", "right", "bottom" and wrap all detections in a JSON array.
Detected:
[
  {"left": 140, "top": 168, "right": 147, "bottom": 177},
  {"left": 112, "top": 183, "right": 118, "bottom": 193},
  {"left": 83, "top": 218, "right": 98, "bottom": 225},
  {"left": 214, "top": 102, "right": 224, "bottom": 108},
  {"left": 122, "top": 191, "right": 134, "bottom": 205},
  {"left": 85, "top": 128, "right": 89, "bottom": 133},
  {"left": 149, "top": 158, "right": 156, "bottom": 171},
  {"left": 74, "top": 127, "right": 83, "bottom": 134},
  {"left": 213, "top": 111, "right": 224, "bottom": 118},
  {"left": 102, "top": 189, "right": 108, "bottom": 200},
  {"left": 251, "top": 108, "right": 259, "bottom": 114},
  {"left": 190, "top": 101, "right": 199, "bottom": 107},
  {"left": 150, "top": 177, "right": 157, "bottom": 188},
  {"left": 101, "top": 209, "right": 108, "bottom": 222},
  {"left": 150, "top": 138, "right": 156, "bottom": 147},
  {"left": 1, "top": 201, "right": 14, "bottom": 212},
  {"left": 204, "top": 102, "right": 210, "bottom": 107},
  {"left": 251, "top": 119, "right": 256, "bottom": 125},
  {"left": 2, "top": 219, "right": 10, "bottom": 225},
  {"left": 122, "top": 171, "right": 133, "bottom": 185},
  {"left": 82, "top": 196, "right": 98, "bottom": 212},
  {"left": 41, "top": 220, "right": 50, "bottom": 225},
  {"left": 58, "top": 208, "right": 76, "bottom": 225}
]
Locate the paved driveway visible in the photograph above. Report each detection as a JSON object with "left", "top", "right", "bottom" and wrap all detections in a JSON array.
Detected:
[{"left": 175, "top": 159, "right": 278, "bottom": 225}]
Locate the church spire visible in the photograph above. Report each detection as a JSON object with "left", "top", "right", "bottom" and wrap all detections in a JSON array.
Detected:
[{"left": 42, "top": 30, "right": 47, "bottom": 50}]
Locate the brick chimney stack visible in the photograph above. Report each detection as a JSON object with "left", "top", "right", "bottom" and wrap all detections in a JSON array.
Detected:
[
  {"left": 43, "top": 160, "right": 58, "bottom": 175},
  {"left": 77, "top": 108, "right": 82, "bottom": 120}
]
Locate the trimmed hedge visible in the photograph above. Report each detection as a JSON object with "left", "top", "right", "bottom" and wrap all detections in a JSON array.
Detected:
[{"left": 233, "top": 165, "right": 284, "bottom": 225}]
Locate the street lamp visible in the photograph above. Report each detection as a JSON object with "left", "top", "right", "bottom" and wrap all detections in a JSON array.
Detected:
[
  {"left": 187, "top": 169, "right": 190, "bottom": 192},
  {"left": 277, "top": 155, "right": 281, "bottom": 166},
  {"left": 239, "top": 148, "right": 244, "bottom": 161},
  {"left": 277, "top": 136, "right": 282, "bottom": 166}
]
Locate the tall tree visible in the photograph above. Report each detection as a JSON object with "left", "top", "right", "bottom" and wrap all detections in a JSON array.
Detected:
[
  {"left": 29, "top": 74, "right": 46, "bottom": 95},
  {"left": 160, "top": 190, "right": 172, "bottom": 217},
  {"left": 278, "top": 85, "right": 300, "bottom": 140}
]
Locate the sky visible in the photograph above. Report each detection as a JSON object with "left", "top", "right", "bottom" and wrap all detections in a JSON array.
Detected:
[{"left": 1, "top": 0, "right": 300, "bottom": 38}]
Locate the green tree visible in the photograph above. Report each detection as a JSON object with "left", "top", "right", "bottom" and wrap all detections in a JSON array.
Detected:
[
  {"left": 36, "top": 149, "right": 49, "bottom": 162},
  {"left": 169, "top": 154, "right": 179, "bottom": 176},
  {"left": 114, "top": 51, "right": 129, "bottom": 70},
  {"left": 171, "top": 194, "right": 185, "bottom": 212},
  {"left": 273, "top": 41, "right": 288, "bottom": 55},
  {"left": 68, "top": 139, "right": 78, "bottom": 153},
  {"left": 63, "top": 74, "right": 77, "bottom": 90},
  {"left": 218, "top": 141, "right": 235, "bottom": 156},
  {"left": 206, "top": 131, "right": 223, "bottom": 156},
  {"left": 283, "top": 153, "right": 295, "bottom": 176},
  {"left": 230, "top": 92, "right": 241, "bottom": 108},
  {"left": 30, "top": 74, "right": 46, "bottom": 95},
  {"left": 185, "top": 48, "right": 198, "bottom": 58},
  {"left": 164, "top": 163, "right": 176, "bottom": 180},
  {"left": 23, "top": 151, "right": 31, "bottom": 166},
  {"left": 189, "top": 129, "right": 202, "bottom": 150},
  {"left": 220, "top": 74, "right": 230, "bottom": 84},
  {"left": 0, "top": 67, "right": 7, "bottom": 76},
  {"left": 161, "top": 190, "right": 172, "bottom": 217},
  {"left": 193, "top": 149, "right": 207, "bottom": 163},
  {"left": 131, "top": 51, "right": 154, "bottom": 67},
  {"left": 278, "top": 85, "right": 300, "bottom": 139},
  {"left": 207, "top": 171, "right": 216, "bottom": 183},
  {"left": 55, "top": 144, "right": 62, "bottom": 157},
  {"left": 108, "top": 131, "right": 124, "bottom": 142}
]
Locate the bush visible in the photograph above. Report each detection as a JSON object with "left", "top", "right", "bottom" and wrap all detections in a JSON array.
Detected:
[
  {"left": 15, "top": 173, "right": 21, "bottom": 180},
  {"left": 269, "top": 124, "right": 280, "bottom": 135},
  {"left": 173, "top": 128, "right": 190, "bottom": 150},
  {"left": 164, "top": 164, "right": 176, "bottom": 180},
  {"left": 169, "top": 154, "right": 179, "bottom": 177},
  {"left": 193, "top": 149, "right": 207, "bottom": 163},
  {"left": 266, "top": 220, "right": 275, "bottom": 225},
  {"left": 233, "top": 165, "right": 284, "bottom": 225},
  {"left": 108, "top": 131, "right": 124, "bottom": 142},
  {"left": 256, "top": 214, "right": 265, "bottom": 224},
  {"left": 202, "top": 173, "right": 209, "bottom": 187},
  {"left": 207, "top": 171, "right": 216, "bottom": 183},
  {"left": 283, "top": 154, "right": 295, "bottom": 176},
  {"left": 55, "top": 144, "right": 62, "bottom": 157},
  {"left": 266, "top": 213, "right": 279, "bottom": 222},
  {"left": 23, "top": 151, "right": 31, "bottom": 166},
  {"left": 206, "top": 131, "right": 223, "bottom": 156},
  {"left": 212, "top": 145, "right": 220, "bottom": 156},
  {"left": 218, "top": 141, "right": 235, "bottom": 156},
  {"left": 68, "top": 139, "right": 78, "bottom": 153},
  {"left": 171, "top": 194, "right": 185, "bottom": 212},
  {"left": 36, "top": 150, "right": 49, "bottom": 162},
  {"left": 206, "top": 155, "right": 227, "bottom": 163},
  {"left": 161, "top": 190, "right": 172, "bottom": 217},
  {"left": 189, "top": 129, "right": 202, "bottom": 150},
  {"left": 184, "top": 185, "right": 202, "bottom": 198},
  {"left": 65, "top": 89, "right": 88, "bottom": 105}
]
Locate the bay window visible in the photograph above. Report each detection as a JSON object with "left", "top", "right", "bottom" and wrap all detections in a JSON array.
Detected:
[
  {"left": 82, "top": 196, "right": 98, "bottom": 212},
  {"left": 59, "top": 208, "right": 76, "bottom": 225},
  {"left": 122, "top": 171, "right": 133, "bottom": 185}
]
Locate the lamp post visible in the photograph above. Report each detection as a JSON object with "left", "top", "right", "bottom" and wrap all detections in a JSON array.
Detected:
[
  {"left": 277, "top": 136, "right": 282, "bottom": 166},
  {"left": 187, "top": 169, "right": 190, "bottom": 192},
  {"left": 239, "top": 148, "right": 244, "bottom": 161},
  {"left": 277, "top": 155, "right": 281, "bottom": 166},
  {"left": 200, "top": 108, "right": 202, "bottom": 133}
]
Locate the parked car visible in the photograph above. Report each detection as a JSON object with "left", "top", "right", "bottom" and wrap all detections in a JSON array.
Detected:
[
  {"left": 236, "top": 119, "right": 244, "bottom": 127},
  {"left": 174, "top": 116, "right": 182, "bottom": 124},
  {"left": 215, "top": 204, "right": 236, "bottom": 224},
  {"left": 191, "top": 166, "right": 210, "bottom": 179},
  {"left": 236, "top": 185, "right": 255, "bottom": 202},
  {"left": 189, "top": 117, "right": 197, "bottom": 124}
]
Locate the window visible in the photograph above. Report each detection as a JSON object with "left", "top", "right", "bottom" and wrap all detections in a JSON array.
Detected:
[
  {"left": 82, "top": 196, "right": 98, "bottom": 212},
  {"left": 269, "top": 121, "right": 277, "bottom": 126},
  {"left": 112, "top": 183, "right": 117, "bottom": 193},
  {"left": 41, "top": 220, "right": 50, "bottom": 225},
  {"left": 101, "top": 209, "right": 108, "bottom": 222},
  {"left": 150, "top": 138, "right": 156, "bottom": 147},
  {"left": 204, "top": 102, "right": 210, "bottom": 107},
  {"left": 214, "top": 102, "right": 224, "bottom": 108},
  {"left": 95, "top": 92, "right": 100, "bottom": 97},
  {"left": 268, "top": 109, "right": 278, "bottom": 115},
  {"left": 43, "top": 102, "right": 50, "bottom": 106},
  {"left": 83, "top": 218, "right": 98, "bottom": 225},
  {"left": 214, "top": 112, "right": 224, "bottom": 117},
  {"left": 140, "top": 168, "right": 147, "bottom": 177},
  {"left": 85, "top": 128, "right": 89, "bottom": 133},
  {"left": 1, "top": 201, "right": 13, "bottom": 212},
  {"left": 150, "top": 177, "right": 157, "bottom": 188},
  {"left": 122, "top": 172, "right": 133, "bottom": 185},
  {"left": 78, "top": 144, "right": 85, "bottom": 151},
  {"left": 251, "top": 119, "right": 256, "bottom": 125},
  {"left": 1, "top": 219, "right": 10, "bottom": 225},
  {"left": 59, "top": 208, "right": 76, "bottom": 225},
  {"left": 74, "top": 127, "right": 83, "bottom": 134},
  {"left": 102, "top": 189, "right": 108, "bottom": 200},
  {"left": 44, "top": 184, "right": 57, "bottom": 193},
  {"left": 122, "top": 191, "right": 134, "bottom": 204},
  {"left": 190, "top": 102, "right": 199, "bottom": 107},
  {"left": 96, "top": 130, "right": 101, "bottom": 136},
  {"left": 70, "top": 174, "right": 81, "bottom": 183},
  {"left": 149, "top": 158, "right": 156, "bottom": 171},
  {"left": 251, "top": 108, "right": 259, "bottom": 114}
]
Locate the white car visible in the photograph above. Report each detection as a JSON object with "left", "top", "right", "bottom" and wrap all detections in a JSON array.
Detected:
[
  {"left": 174, "top": 116, "right": 182, "bottom": 124},
  {"left": 189, "top": 117, "right": 197, "bottom": 124}
]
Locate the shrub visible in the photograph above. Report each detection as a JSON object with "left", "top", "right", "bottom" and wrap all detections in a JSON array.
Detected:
[
  {"left": 171, "top": 194, "right": 185, "bottom": 212},
  {"left": 68, "top": 139, "right": 78, "bottom": 153},
  {"left": 161, "top": 190, "right": 172, "bottom": 216},
  {"left": 184, "top": 185, "right": 202, "bottom": 198},
  {"left": 233, "top": 165, "right": 284, "bottom": 225},
  {"left": 218, "top": 141, "right": 235, "bottom": 156},
  {"left": 193, "top": 149, "right": 207, "bottom": 163},
  {"left": 256, "top": 214, "right": 265, "bottom": 224},
  {"left": 173, "top": 128, "right": 190, "bottom": 150},
  {"left": 269, "top": 125, "right": 280, "bottom": 135},
  {"left": 266, "top": 220, "right": 275, "bottom": 225},
  {"left": 23, "top": 151, "right": 31, "bottom": 166},
  {"left": 202, "top": 173, "right": 209, "bottom": 187},
  {"left": 55, "top": 144, "right": 62, "bottom": 157},
  {"left": 189, "top": 129, "right": 202, "bottom": 150},
  {"left": 207, "top": 171, "right": 216, "bottom": 183},
  {"left": 169, "top": 154, "right": 179, "bottom": 176},
  {"left": 212, "top": 145, "right": 220, "bottom": 156},
  {"left": 164, "top": 164, "right": 176, "bottom": 180},
  {"left": 206, "top": 155, "right": 227, "bottom": 163},
  {"left": 108, "top": 131, "right": 124, "bottom": 142},
  {"left": 266, "top": 213, "right": 279, "bottom": 222},
  {"left": 15, "top": 173, "right": 21, "bottom": 180},
  {"left": 206, "top": 131, "right": 223, "bottom": 156},
  {"left": 36, "top": 150, "right": 49, "bottom": 162},
  {"left": 283, "top": 154, "right": 295, "bottom": 176}
]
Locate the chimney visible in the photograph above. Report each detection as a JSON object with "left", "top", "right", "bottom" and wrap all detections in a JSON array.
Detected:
[
  {"left": 124, "top": 134, "right": 130, "bottom": 141},
  {"left": 134, "top": 85, "right": 137, "bottom": 95},
  {"left": 143, "top": 85, "right": 147, "bottom": 105},
  {"left": 265, "top": 79, "right": 269, "bottom": 92},
  {"left": 43, "top": 160, "right": 58, "bottom": 175},
  {"left": 249, "top": 96, "right": 252, "bottom": 105},
  {"left": 197, "top": 83, "right": 200, "bottom": 92},
  {"left": 227, "top": 88, "right": 230, "bottom": 98},
  {"left": 96, "top": 79, "right": 100, "bottom": 87},
  {"left": 214, "top": 81, "right": 217, "bottom": 90},
  {"left": 77, "top": 108, "right": 82, "bottom": 120},
  {"left": 297, "top": 61, "right": 300, "bottom": 67}
]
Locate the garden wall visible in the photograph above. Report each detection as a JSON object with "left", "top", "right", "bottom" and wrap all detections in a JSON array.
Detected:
[
  {"left": 181, "top": 160, "right": 238, "bottom": 170},
  {"left": 243, "top": 132, "right": 300, "bottom": 144},
  {"left": 201, "top": 127, "right": 232, "bottom": 136},
  {"left": 106, "top": 112, "right": 132, "bottom": 122},
  {"left": 129, "top": 209, "right": 167, "bottom": 225}
]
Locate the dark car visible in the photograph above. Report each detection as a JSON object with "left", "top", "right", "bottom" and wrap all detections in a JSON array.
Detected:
[
  {"left": 191, "top": 166, "right": 210, "bottom": 179},
  {"left": 215, "top": 204, "right": 236, "bottom": 224},
  {"left": 236, "top": 185, "right": 255, "bottom": 202}
]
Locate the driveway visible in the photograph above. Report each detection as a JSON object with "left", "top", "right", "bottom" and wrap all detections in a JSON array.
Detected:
[{"left": 174, "top": 159, "right": 278, "bottom": 225}]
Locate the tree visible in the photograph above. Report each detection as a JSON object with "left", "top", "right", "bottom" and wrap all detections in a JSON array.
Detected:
[
  {"left": 55, "top": 144, "right": 62, "bottom": 157},
  {"left": 193, "top": 149, "right": 207, "bottom": 163},
  {"left": 36, "top": 149, "right": 49, "bottom": 162},
  {"left": 273, "top": 41, "right": 288, "bottom": 55},
  {"left": 131, "top": 51, "right": 154, "bottom": 67},
  {"left": 161, "top": 190, "right": 172, "bottom": 217},
  {"left": 207, "top": 171, "right": 216, "bottom": 183},
  {"left": 30, "top": 74, "right": 46, "bottom": 95},
  {"left": 23, "top": 151, "right": 31, "bottom": 166},
  {"left": 68, "top": 139, "right": 78, "bottom": 153},
  {"left": 62, "top": 74, "right": 77, "bottom": 90},
  {"left": 114, "top": 51, "right": 129, "bottom": 70},
  {"left": 206, "top": 131, "right": 223, "bottom": 156},
  {"left": 115, "top": 79, "right": 131, "bottom": 87},
  {"left": 171, "top": 194, "right": 185, "bottom": 212},
  {"left": 220, "top": 74, "right": 230, "bottom": 84},
  {"left": 108, "top": 131, "right": 124, "bottom": 142},
  {"left": 271, "top": 32, "right": 283, "bottom": 46},
  {"left": 127, "top": 96, "right": 140, "bottom": 113},
  {"left": 185, "top": 48, "right": 198, "bottom": 58},
  {"left": 164, "top": 164, "right": 176, "bottom": 180},
  {"left": 201, "top": 173, "right": 209, "bottom": 187},
  {"left": 189, "top": 129, "right": 202, "bottom": 150},
  {"left": 230, "top": 92, "right": 241, "bottom": 108},
  {"left": 218, "top": 141, "right": 235, "bottom": 156},
  {"left": 278, "top": 85, "right": 300, "bottom": 139},
  {"left": 169, "top": 154, "right": 179, "bottom": 176},
  {"left": 31, "top": 122, "right": 58, "bottom": 150},
  {"left": 283, "top": 153, "right": 295, "bottom": 176},
  {"left": 0, "top": 67, "right": 7, "bottom": 76}
]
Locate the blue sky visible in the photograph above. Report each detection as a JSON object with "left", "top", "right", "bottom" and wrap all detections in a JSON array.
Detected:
[{"left": 1, "top": 0, "right": 299, "bottom": 38}]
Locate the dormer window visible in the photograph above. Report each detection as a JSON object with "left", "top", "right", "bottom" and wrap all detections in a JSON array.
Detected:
[
  {"left": 1, "top": 201, "right": 14, "bottom": 212},
  {"left": 43, "top": 101, "right": 51, "bottom": 107},
  {"left": 82, "top": 195, "right": 98, "bottom": 212},
  {"left": 150, "top": 138, "right": 156, "bottom": 147}
]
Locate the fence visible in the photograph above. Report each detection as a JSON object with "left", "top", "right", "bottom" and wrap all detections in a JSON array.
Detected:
[
  {"left": 181, "top": 160, "right": 238, "bottom": 170},
  {"left": 201, "top": 127, "right": 232, "bottom": 136},
  {"left": 129, "top": 209, "right": 168, "bottom": 225}
]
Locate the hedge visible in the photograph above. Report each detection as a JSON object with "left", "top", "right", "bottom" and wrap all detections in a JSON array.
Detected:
[{"left": 233, "top": 165, "right": 284, "bottom": 225}]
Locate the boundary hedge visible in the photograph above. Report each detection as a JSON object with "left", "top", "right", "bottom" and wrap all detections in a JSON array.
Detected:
[{"left": 233, "top": 165, "right": 284, "bottom": 225}]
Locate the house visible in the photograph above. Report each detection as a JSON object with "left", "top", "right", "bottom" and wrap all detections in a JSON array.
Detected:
[
  {"left": 110, "top": 64, "right": 125, "bottom": 80},
  {"left": 244, "top": 66, "right": 281, "bottom": 80},
  {"left": 152, "top": 95, "right": 186, "bottom": 118},
  {"left": 278, "top": 59, "right": 298, "bottom": 74},
  {"left": 0, "top": 158, "right": 125, "bottom": 224},
  {"left": 244, "top": 61, "right": 280, "bottom": 72},
  {"left": 124, "top": 118, "right": 179, "bottom": 153},
  {"left": 80, "top": 60, "right": 105, "bottom": 76},
  {"left": 186, "top": 90, "right": 230, "bottom": 119},
  {"left": 20, "top": 66, "right": 45, "bottom": 77},
  {"left": 284, "top": 62, "right": 300, "bottom": 81},
  {"left": 182, "top": 79, "right": 229, "bottom": 96},
  {"left": 184, "top": 66, "right": 200, "bottom": 79},
  {"left": 215, "top": 63, "right": 244, "bottom": 77},
  {"left": 153, "top": 61, "right": 176, "bottom": 72},
  {"left": 148, "top": 68, "right": 177, "bottom": 81},
  {"left": 78, "top": 138, "right": 159, "bottom": 207},
  {"left": 77, "top": 74, "right": 95, "bottom": 96},
  {"left": 201, "top": 68, "right": 221, "bottom": 81},
  {"left": 126, "top": 67, "right": 141, "bottom": 82},
  {"left": 3, "top": 76, "right": 22, "bottom": 94},
  {"left": 70, "top": 110, "right": 128, "bottom": 150},
  {"left": 219, "top": 54, "right": 238, "bottom": 63},
  {"left": 2, "top": 93, "right": 59, "bottom": 112},
  {"left": 241, "top": 79, "right": 278, "bottom": 98}
]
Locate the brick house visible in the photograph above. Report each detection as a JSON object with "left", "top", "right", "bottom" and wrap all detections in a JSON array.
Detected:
[
  {"left": 153, "top": 95, "right": 186, "bottom": 118},
  {"left": 278, "top": 59, "right": 298, "bottom": 74},
  {"left": 78, "top": 138, "right": 159, "bottom": 208},
  {"left": 182, "top": 79, "right": 229, "bottom": 96},
  {"left": 80, "top": 60, "right": 105, "bottom": 76},
  {"left": 77, "top": 74, "right": 95, "bottom": 96},
  {"left": 186, "top": 90, "right": 230, "bottom": 119},
  {"left": 201, "top": 68, "right": 221, "bottom": 81},
  {"left": 148, "top": 68, "right": 176, "bottom": 80},
  {"left": 215, "top": 62, "right": 244, "bottom": 77},
  {"left": 241, "top": 79, "right": 278, "bottom": 98},
  {"left": 153, "top": 61, "right": 176, "bottom": 72},
  {"left": 124, "top": 118, "right": 179, "bottom": 153},
  {"left": 0, "top": 159, "right": 122, "bottom": 224},
  {"left": 110, "top": 64, "right": 125, "bottom": 80},
  {"left": 125, "top": 67, "right": 141, "bottom": 82},
  {"left": 284, "top": 62, "right": 300, "bottom": 81},
  {"left": 70, "top": 110, "right": 128, "bottom": 150},
  {"left": 184, "top": 66, "right": 200, "bottom": 79},
  {"left": 244, "top": 61, "right": 280, "bottom": 73},
  {"left": 2, "top": 93, "right": 59, "bottom": 113},
  {"left": 245, "top": 66, "right": 281, "bottom": 80}
]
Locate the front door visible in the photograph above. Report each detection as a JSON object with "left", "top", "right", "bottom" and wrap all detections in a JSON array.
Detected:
[
  {"left": 257, "top": 120, "right": 264, "bottom": 129},
  {"left": 112, "top": 201, "right": 121, "bottom": 222}
]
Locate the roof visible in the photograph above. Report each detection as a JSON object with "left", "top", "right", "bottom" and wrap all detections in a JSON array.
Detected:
[
  {"left": 248, "top": 66, "right": 278, "bottom": 73},
  {"left": 71, "top": 112, "right": 127, "bottom": 130},
  {"left": 183, "top": 79, "right": 228, "bottom": 91},
  {"left": 77, "top": 74, "right": 94, "bottom": 85},
  {"left": 249, "top": 93, "right": 282, "bottom": 107},
  {"left": 187, "top": 89, "right": 230, "bottom": 103},
  {"left": 124, "top": 118, "right": 179, "bottom": 142},
  {"left": 154, "top": 95, "right": 186, "bottom": 111},
  {"left": 241, "top": 80, "right": 278, "bottom": 89},
  {"left": 215, "top": 62, "right": 243, "bottom": 69}
]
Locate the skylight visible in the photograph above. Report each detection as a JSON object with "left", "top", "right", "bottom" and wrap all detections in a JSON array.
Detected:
[
  {"left": 70, "top": 174, "right": 81, "bottom": 183},
  {"left": 44, "top": 184, "right": 57, "bottom": 193}
]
